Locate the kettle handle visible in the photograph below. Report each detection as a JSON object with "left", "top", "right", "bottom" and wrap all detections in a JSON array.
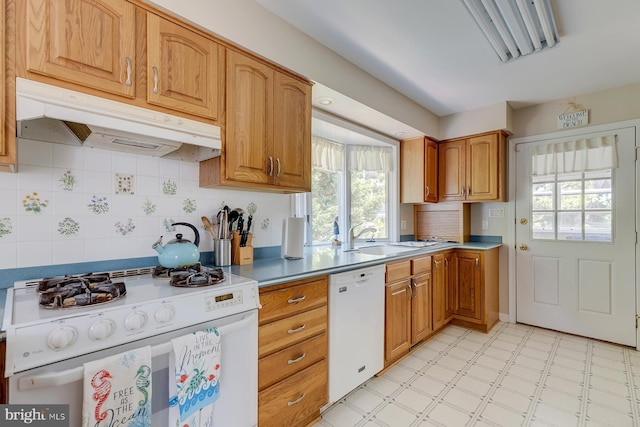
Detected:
[{"left": 171, "top": 222, "right": 200, "bottom": 247}]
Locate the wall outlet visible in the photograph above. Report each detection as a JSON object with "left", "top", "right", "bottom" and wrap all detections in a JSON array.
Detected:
[
  {"left": 489, "top": 208, "right": 504, "bottom": 218},
  {"left": 482, "top": 220, "right": 489, "bottom": 230},
  {"left": 401, "top": 220, "right": 407, "bottom": 230}
]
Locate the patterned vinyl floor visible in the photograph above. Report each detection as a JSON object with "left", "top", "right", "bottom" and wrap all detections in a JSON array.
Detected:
[{"left": 314, "top": 322, "right": 640, "bottom": 426}]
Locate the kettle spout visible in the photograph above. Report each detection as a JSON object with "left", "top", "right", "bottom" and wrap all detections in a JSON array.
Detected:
[{"left": 152, "top": 236, "right": 164, "bottom": 253}]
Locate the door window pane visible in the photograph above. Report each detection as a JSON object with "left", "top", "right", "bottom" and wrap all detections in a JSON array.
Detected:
[
  {"left": 530, "top": 169, "right": 612, "bottom": 242},
  {"left": 532, "top": 213, "right": 555, "bottom": 240}
]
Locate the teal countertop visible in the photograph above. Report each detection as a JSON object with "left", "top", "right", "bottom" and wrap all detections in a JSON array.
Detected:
[
  {"left": 225, "top": 242, "right": 501, "bottom": 287},
  {"left": 0, "top": 242, "right": 500, "bottom": 336}
]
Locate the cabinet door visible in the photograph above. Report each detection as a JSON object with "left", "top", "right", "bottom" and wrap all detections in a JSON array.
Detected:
[
  {"left": 444, "top": 252, "right": 457, "bottom": 319},
  {"left": 466, "top": 133, "right": 499, "bottom": 201},
  {"left": 0, "top": 0, "right": 5, "bottom": 158},
  {"left": 456, "top": 252, "right": 482, "bottom": 320},
  {"left": 400, "top": 136, "right": 438, "bottom": 203},
  {"left": 411, "top": 273, "right": 432, "bottom": 345},
  {"left": 425, "top": 138, "right": 439, "bottom": 203},
  {"left": 225, "top": 51, "right": 273, "bottom": 185},
  {"left": 146, "top": 14, "right": 222, "bottom": 120},
  {"left": 273, "top": 72, "right": 311, "bottom": 190},
  {"left": 438, "top": 140, "right": 465, "bottom": 202},
  {"left": 385, "top": 279, "right": 411, "bottom": 363},
  {"left": 24, "top": 0, "right": 135, "bottom": 97},
  {"left": 431, "top": 254, "right": 446, "bottom": 331}
]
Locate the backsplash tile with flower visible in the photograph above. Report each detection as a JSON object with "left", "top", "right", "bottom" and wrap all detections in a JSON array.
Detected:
[{"left": 0, "top": 139, "right": 291, "bottom": 269}]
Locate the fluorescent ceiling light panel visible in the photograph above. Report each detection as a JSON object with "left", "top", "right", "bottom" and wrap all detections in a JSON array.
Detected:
[{"left": 462, "top": 0, "right": 559, "bottom": 62}]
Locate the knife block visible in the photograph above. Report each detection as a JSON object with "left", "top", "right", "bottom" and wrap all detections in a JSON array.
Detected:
[{"left": 232, "top": 230, "right": 253, "bottom": 265}]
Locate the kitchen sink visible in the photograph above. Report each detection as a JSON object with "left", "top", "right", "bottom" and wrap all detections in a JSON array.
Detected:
[{"left": 356, "top": 245, "right": 420, "bottom": 255}]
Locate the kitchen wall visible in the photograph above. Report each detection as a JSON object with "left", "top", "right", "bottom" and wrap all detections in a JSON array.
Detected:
[{"left": 0, "top": 138, "right": 291, "bottom": 271}]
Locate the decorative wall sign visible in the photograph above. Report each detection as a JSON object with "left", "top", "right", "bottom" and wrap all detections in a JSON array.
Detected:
[{"left": 558, "top": 110, "right": 589, "bottom": 129}]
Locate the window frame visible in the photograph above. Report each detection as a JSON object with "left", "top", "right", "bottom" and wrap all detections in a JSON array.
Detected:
[{"left": 296, "top": 111, "right": 400, "bottom": 246}]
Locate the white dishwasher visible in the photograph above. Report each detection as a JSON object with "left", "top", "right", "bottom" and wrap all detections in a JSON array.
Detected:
[{"left": 328, "top": 264, "right": 385, "bottom": 403}]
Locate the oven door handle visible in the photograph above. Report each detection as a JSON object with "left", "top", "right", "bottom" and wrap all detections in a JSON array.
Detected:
[{"left": 17, "top": 312, "right": 256, "bottom": 391}]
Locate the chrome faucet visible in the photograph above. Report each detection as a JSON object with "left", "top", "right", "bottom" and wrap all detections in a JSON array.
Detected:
[{"left": 348, "top": 223, "right": 378, "bottom": 249}]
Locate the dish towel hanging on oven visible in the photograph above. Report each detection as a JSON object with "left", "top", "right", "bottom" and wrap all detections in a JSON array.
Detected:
[
  {"left": 81, "top": 345, "right": 152, "bottom": 427},
  {"left": 169, "top": 327, "right": 222, "bottom": 427}
]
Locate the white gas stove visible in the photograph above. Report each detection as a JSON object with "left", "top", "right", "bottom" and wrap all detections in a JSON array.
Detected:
[{"left": 3, "top": 266, "right": 259, "bottom": 376}]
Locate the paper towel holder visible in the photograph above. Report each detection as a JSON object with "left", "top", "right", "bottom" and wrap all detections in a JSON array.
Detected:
[{"left": 281, "top": 217, "right": 305, "bottom": 260}]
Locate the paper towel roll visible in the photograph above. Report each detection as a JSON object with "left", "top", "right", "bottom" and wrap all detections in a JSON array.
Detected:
[{"left": 281, "top": 217, "right": 305, "bottom": 259}]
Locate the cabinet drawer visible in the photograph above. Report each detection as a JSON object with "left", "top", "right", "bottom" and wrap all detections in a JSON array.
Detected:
[
  {"left": 258, "top": 359, "right": 328, "bottom": 427},
  {"left": 412, "top": 255, "right": 432, "bottom": 275},
  {"left": 386, "top": 260, "right": 411, "bottom": 283},
  {"left": 259, "top": 306, "right": 327, "bottom": 357},
  {"left": 259, "top": 332, "right": 327, "bottom": 391},
  {"left": 259, "top": 278, "right": 327, "bottom": 324}
]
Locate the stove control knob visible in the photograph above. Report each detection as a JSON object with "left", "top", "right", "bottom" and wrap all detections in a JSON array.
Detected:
[
  {"left": 47, "top": 326, "right": 78, "bottom": 351},
  {"left": 89, "top": 319, "right": 116, "bottom": 341},
  {"left": 155, "top": 305, "right": 176, "bottom": 324},
  {"left": 124, "top": 311, "right": 148, "bottom": 331}
]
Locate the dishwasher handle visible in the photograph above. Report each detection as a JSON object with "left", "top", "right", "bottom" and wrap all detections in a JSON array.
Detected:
[{"left": 17, "top": 312, "right": 256, "bottom": 391}]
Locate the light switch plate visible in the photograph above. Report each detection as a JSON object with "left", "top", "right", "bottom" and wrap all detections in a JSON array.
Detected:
[
  {"left": 401, "top": 220, "right": 407, "bottom": 230},
  {"left": 482, "top": 220, "right": 489, "bottom": 230}
]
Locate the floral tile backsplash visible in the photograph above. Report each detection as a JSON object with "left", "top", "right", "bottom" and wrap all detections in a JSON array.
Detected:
[{"left": 0, "top": 139, "right": 290, "bottom": 269}]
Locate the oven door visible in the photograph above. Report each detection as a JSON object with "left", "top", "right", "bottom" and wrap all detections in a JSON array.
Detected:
[{"left": 8, "top": 309, "right": 258, "bottom": 427}]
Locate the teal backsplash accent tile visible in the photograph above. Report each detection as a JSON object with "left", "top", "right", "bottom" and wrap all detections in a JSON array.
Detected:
[{"left": 469, "top": 235, "right": 502, "bottom": 243}]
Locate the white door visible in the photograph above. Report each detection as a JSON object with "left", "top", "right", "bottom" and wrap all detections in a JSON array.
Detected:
[{"left": 515, "top": 126, "right": 636, "bottom": 347}]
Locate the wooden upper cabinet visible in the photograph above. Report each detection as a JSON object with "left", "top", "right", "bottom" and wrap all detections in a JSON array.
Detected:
[
  {"left": 225, "top": 50, "right": 274, "bottom": 185},
  {"left": 273, "top": 72, "right": 311, "bottom": 190},
  {"left": 438, "top": 130, "right": 507, "bottom": 202},
  {"left": 438, "top": 139, "right": 465, "bottom": 201},
  {"left": 146, "top": 14, "right": 223, "bottom": 121},
  {"left": 400, "top": 136, "right": 438, "bottom": 203},
  {"left": 23, "top": 0, "right": 136, "bottom": 97},
  {"left": 201, "top": 49, "right": 311, "bottom": 192}
]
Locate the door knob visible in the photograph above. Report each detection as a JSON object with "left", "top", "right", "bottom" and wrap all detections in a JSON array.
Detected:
[
  {"left": 520, "top": 218, "right": 528, "bottom": 225},
  {"left": 519, "top": 244, "right": 528, "bottom": 251}
]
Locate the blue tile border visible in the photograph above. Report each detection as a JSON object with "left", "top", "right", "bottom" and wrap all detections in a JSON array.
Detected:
[
  {"left": 469, "top": 235, "right": 502, "bottom": 243},
  {"left": 0, "top": 247, "right": 285, "bottom": 288}
]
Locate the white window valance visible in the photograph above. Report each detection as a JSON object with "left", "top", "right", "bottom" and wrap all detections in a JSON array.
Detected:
[
  {"left": 312, "top": 137, "right": 393, "bottom": 173},
  {"left": 529, "top": 134, "right": 618, "bottom": 176},
  {"left": 312, "top": 136, "right": 344, "bottom": 172},
  {"left": 348, "top": 145, "right": 393, "bottom": 172}
]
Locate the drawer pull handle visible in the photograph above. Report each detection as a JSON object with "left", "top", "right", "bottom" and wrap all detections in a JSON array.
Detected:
[
  {"left": 287, "top": 353, "right": 306, "bottom": 364},
  {"left": 287, "top": 393, "right": 306, "bottom": 406},
  {"left": 391, "top": 288, "right": 406, "bottom": 296},
  {"left": 287, "top": 296, "right": 306, "bottom": 304},
  {"left": 288, "top": 324, "right": 306, "bottom": 334}
]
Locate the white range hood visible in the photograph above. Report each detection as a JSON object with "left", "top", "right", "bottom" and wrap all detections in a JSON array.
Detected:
[{"left": 16, "top": 78, "right": 222, "bottom": 160}]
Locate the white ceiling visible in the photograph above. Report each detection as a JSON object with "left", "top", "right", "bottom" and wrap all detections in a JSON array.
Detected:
[{"left": 255, "top": 0, "right": 640, "bottom": 136}]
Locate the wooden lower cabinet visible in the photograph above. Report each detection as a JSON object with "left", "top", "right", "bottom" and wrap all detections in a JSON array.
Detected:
[
  {"left": 258, "top": 276, "right": 328, "bottom": 427},
  {"left": 411, "top": 272, "right": 432, "bottom": 344},
  {"left": 0, "top": 340, "right": 6, "bottom": 403},
  {"left": 431, "top": 253, "right": 447, "bottom": 331},
  {"left": 451, "top": 248, "right": 500, "bottom": 333},
  {"left": 384, "top": 279, "right": 411, "bottom": 364},
  {"left": 384, "top": 247, "right": 500, "bottom": 368},
  {"left": 384, "top": 256, "right": 435, "bottom": 367},
  {"left": 258, "top": 359, "right": 328, "bottom": 427}
]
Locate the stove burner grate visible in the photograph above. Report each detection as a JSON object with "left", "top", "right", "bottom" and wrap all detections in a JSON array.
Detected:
[
  {"left": 152, "top": 263, "right": 225, "bottom": 287},
  {"left": 37, "top": 273, "right": 126, "bottom": 309}
]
